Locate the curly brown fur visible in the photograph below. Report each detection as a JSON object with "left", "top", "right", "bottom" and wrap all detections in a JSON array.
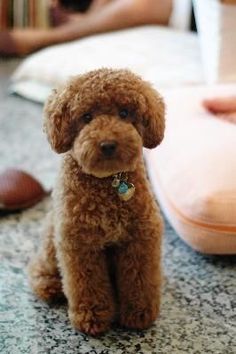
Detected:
[{"left": 28, "top": 68, "right": 165, "bottom": 336}]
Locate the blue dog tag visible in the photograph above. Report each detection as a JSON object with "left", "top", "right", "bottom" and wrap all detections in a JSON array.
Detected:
[{"left": 118, "top": 182, "right": 129, "bottom": 194}]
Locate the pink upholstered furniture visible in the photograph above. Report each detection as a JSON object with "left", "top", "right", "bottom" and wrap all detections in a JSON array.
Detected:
[{"left": 145, "top": 85, "right": 236, "bottom": 254}]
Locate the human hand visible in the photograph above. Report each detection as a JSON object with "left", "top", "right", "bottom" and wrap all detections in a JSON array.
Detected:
[{"left": 202, "top": 96, "right": 236, "bottom": 124}]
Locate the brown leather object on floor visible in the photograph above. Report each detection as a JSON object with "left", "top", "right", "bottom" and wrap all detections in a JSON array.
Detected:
[{"left": 0, "top": 169, "right": 47, "bottom": 211}]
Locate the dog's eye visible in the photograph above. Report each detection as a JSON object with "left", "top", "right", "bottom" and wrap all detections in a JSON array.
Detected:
[
  {"left": 142, "top": 117, "right": 149, "bottom": 127},
  {"left": 119, "top": 109, "right": 129, "bottom": 119},
  {"left": 81, "top": 113, "right": 93, "bottom": 124}
]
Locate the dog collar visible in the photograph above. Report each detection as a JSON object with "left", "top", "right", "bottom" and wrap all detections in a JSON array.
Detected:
[{"left": 111, "top": 172, "right": 135, "bottom": 201}]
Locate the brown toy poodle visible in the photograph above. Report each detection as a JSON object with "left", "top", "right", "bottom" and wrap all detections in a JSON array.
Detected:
[{"left": 28, "top": 68, "right": 165, "bottom": 336}]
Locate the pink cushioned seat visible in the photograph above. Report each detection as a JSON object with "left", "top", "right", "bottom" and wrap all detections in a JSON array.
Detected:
[{"left": 145, "top": 85, "right": 236, "bottom": 254}]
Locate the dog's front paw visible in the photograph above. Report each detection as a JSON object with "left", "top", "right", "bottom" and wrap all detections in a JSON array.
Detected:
[
  {"left": 69, "top": 307, "right": 114, "bottom": 336},
  {"left": 120, "top": 303, "right": 159, "bottom": 330}
]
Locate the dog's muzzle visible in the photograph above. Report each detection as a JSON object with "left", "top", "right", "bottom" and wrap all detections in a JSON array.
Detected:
[{"left": 72, "top": 115, "right": 142, "bottom": 177}]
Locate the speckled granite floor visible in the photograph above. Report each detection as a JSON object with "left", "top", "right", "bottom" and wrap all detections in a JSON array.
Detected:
[{"left": 0, "top": 59, "right": 235, "bottom": 354}]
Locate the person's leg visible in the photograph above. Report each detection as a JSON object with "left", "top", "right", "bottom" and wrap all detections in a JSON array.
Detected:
[{"left": 203, "top": 96, "right": 236, "bottom": 124}]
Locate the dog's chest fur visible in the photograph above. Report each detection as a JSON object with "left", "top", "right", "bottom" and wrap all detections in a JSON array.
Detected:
[{"left": 54, "top": 155, "right": 154, "bottom": 246}]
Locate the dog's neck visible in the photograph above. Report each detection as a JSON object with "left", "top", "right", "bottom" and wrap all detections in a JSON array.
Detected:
[
  {"left": 60, "top": 153, "right": 149, "bottom": 203},
  {"left": 62, "top": 153, "right": 145, "bottom": 188}
]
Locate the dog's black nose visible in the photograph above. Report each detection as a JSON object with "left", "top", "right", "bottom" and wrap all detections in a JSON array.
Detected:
[{"left": 100, "top": 141, "right": 117, "bottom": 157}]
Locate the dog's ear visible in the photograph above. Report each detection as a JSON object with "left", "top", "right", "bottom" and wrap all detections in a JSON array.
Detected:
[
  {"left": 141, "top": 84, "right": 165, "bottom": 149},
  {"left": 43, "top": 84, "right": 76, "bottom": 153}
]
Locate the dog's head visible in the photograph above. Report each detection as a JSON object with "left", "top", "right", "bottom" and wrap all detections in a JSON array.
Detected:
[{"left": 44, "top": 68, "right": 165, "bottom": 178}]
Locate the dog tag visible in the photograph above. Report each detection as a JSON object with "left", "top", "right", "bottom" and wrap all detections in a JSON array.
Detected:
[
  {"left": 118, "top": 183, "right": 135, "bottom": 201},
  {"left": 112, "top": 173, "right": 135, "bottom": 202}
]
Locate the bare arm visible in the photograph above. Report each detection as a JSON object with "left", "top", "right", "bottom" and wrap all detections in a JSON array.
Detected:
[
  {"left": 54, "top": 0, "right": 173, "bottom": 42},
  {"left": 89, "top": 0, "right": 112, "bottom": 11}
]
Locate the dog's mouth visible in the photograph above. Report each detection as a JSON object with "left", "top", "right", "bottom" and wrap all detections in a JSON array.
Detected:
[{"left": 81, "top": 151, "right": 139, "bottom": 178}]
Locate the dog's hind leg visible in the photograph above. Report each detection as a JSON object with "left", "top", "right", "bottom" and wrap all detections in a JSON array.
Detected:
[{"left": 28, "top": 212, "right": 63, "bottom": 302}]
